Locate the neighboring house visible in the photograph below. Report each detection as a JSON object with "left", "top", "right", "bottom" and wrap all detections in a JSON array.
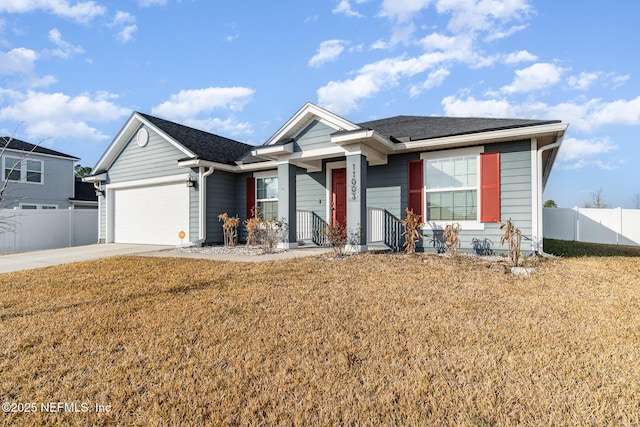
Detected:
[
  {"left": 85, "top": 103, "right": 568, "bottom": 254},
  {"left": 0, "top": 138, "right": 85, "bottom": 210}
]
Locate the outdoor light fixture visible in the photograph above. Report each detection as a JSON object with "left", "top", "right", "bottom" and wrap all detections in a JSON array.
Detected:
[
  {"left": 186, "top": 177, "right": 196, "bottom": 188},
  {"left": 95, "top": 189, "right": 104, "bottom": 197}
]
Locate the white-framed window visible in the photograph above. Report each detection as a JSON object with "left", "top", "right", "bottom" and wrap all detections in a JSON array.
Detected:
[
  {"left": 3, "top": 156, "right": 43, "bottom": 184},
  {"left": 19, "top": 203, "right": 57, "bottom": 210},
  {"left": 255, "top": 174, "right": 278, "bottom": 220},
  {"left": 421, "top": 146, "right": 484, "bottom": 230}
]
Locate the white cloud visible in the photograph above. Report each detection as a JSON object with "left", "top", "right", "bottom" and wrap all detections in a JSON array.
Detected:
[
  {"left": 151, "top": 87, "right": 255, "bottom": 119},
  {"left": 111, "top": 11, "right": 137, "bottom": 43},
  {"left": 557, "top": 137, "right": 616, "bottom": 162},
  {"left": 333, "top": 0, "right": 364, "bottom": 18},
  {"left": 0, "top": 89, "right": 130, "bottom": 141},
  {"left": 441, "top": 94, "right": 640, "bottom": 132},
  {"left": 567, "top": 72, "right": 600, "bottom": 91},
  {"left": 0, "top": 0, "right": 106, "bottom": 24},
  {"left": 0, "top": 48, "right": 37, "bottom": 74},
  {"left": 378, "top": 0, "right": 432, "bottom": 24},
  {"left": 556, "top": 137, "right": 620, "bottom": 170},
  {"left": 410, "top": 67, "right": 450, "bottom": 97},
  {"left": 504, "top": 50, "right": 537, "bottom": 64},
  {"left": 309, "top": 40, "right": 347, "bottom": 67},
  {"left": 182, "top": 117, "right": 254, "bottom": 138},
  {"left": 47, "top": 28, "right": 84, "bottom": 58},
  {"left": 436, "top": 0, "right": 532, "bottom": 34},
  {"left": 441, "top": 95, "right": 512, "bottom": 117},
  {"left": 138, "top": 0, "right": 167, "bottom": 6},
  {"left": 500, "top": 62, "right": 565, "bottom": 94}
]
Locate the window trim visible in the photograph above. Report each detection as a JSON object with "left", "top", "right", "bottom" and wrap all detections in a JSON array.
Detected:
[
  {"left": 254, "top": 172, "right": 278, "bottom": 220},
  {"left": 420, "top": 146, "right": 485, "bottom": 231},
  {"left": 3, "top": 156, "right": 44, "bottom": 185}
]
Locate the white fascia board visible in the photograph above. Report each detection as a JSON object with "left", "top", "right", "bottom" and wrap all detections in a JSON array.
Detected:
[
  {"left": 264, "top": 102, "right": 360, "bottom": 146},
  {"left": 106, "top": 173, "right": 191, "bottom": 190},
  {"left": 331, "top": 129, "right": 396, "bottom": 154},
  {"left": 251, "top": 142, "right": 294, "bottom": 159},
  {"left": 177, "top": 158, "right": 278, "bottom": 173},
  {"left": 82, "top": 172, "right": 108, "bottom": 182},
  {"left": 93, "top": 112, "right": 196, "bottom": 173},
  {"left": 394, "top": 122, "right": 569, "bottom": 153}
]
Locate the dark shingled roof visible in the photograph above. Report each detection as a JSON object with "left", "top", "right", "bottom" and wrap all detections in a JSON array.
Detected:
[
  {"left": 138, "top": 113, "right": 255, "bottom": 165},
  {"left": 357, "top": 116, "right": 561, "bottom": 142},
  {"left": 71, "top": 178, "right": 98, "bottom": 202},
  {"left": 1, "top": 137, "right": 78, "bottom": 159}
]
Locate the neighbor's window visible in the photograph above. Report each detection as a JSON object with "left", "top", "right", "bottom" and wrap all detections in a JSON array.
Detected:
[
  {"left": 26, "top": 160, "right": 42, "bottom": 183},
  {"left": 256, "top": 176, "right": 278, "bottom": 219},
  {"left": 3, "top": 157, "right": 43, "bottom": 183},
  {"left": 4, "top": 157, "right": 22, "bottom": 181},
  {"left": 425, "top": 154, "right": 478, "bottom": 222}
]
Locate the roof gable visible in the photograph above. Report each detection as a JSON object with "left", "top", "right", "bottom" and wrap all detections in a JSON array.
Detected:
[
  {"left": 93, "top": 112, "right": 254, "bottom": 173},
  {"left": 1, "top": 137, "right": 79, "bottom": 160},
  {"left": 264, "top": 102, "right": 360, "bottom": 146}
]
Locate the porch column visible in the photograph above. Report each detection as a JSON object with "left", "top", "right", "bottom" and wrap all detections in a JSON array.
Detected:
[
  {"left": 277, "top": 161, "right": 297, "bottom": 249},
  {"left": 346, "top": 154, "right": 367, "bottom": 252}
]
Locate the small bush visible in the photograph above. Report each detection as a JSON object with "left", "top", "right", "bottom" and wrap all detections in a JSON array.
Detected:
[
  {"left": 443, "top": 222, "right": 462, "bottom": 256},
  {"left": 397, "top": 208, "right": 424, "bottom": 254},
  {"left": 218, "top": 213, "right": 239, "bottom": 247},
  {"left": 499, "top": 218, "right": 522, "bottom": 265}
]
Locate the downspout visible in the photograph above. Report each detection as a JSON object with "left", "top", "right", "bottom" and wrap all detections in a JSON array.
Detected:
[
  {"left": 192, "top": 166, "right": 215, "bottom": 246},
  {"left": 536, "top": 137, "right": 564, "bottom": 256}
]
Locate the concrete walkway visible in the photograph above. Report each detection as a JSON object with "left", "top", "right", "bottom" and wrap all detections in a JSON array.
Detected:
[{"left": 0, "top": 244, "right": 173, "bottom": 274}]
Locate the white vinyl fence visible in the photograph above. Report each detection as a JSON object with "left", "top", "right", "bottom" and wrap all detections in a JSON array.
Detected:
[
  {"left": 543, "top": 207, "right": 640, "bottom": 246},
  {"left": 0, "top": 208, "right": 98, "bottom": 254}
]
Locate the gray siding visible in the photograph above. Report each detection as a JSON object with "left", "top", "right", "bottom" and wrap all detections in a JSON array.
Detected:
[
  {"left": 0, "top": 153, "right": 75, "bottom": 209},
  {"left": 205, "top": 170, "right": 240, "bottom": 244},
  {"left": 293, "top": 120, "right": 335, "bottom": 152},
  {"left": 107, "top": 126, "right": 189, "bottom": 183},
  {"left": 367, "top": 153, "right": 419, "bottom": 219},
  {"left": 296, "top": 168, "right": 326, "bottom": 221},
  {"left": 100, "top": 125, "right": 199, "bottom": 242}
]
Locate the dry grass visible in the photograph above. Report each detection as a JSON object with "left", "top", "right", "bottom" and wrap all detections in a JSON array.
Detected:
[{"left": 1, "top": 254, "right": 639, "bottom": 426}]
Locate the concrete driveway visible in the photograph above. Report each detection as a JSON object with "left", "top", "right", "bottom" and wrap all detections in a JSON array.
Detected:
[{"left": 0, "top": 244, "right": 173, "bottom": 274}]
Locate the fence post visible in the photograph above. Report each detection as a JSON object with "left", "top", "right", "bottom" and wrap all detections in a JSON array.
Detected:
[
  {"left": 12, "top": 207, "right": 18, "bottom": 253},
  {"left": 68, "top": 206, "right": 75, "bottom": 247},
  {"left": 574, "top": 207, "right": 580, "bottom": 243}
]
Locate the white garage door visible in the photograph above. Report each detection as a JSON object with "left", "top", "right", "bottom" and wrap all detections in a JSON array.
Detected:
[{"left": 113, "top": 182, "right": 189, "bottom": 245}]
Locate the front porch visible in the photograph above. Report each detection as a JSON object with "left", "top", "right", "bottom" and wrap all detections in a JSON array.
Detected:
[{"left": 295, "top": 207, "right": 404, "bottom": 251}]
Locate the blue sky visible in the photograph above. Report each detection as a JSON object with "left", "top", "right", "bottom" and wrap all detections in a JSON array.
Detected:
[{"left": 1, "top": 0, "right": 639, "bottom": 208}]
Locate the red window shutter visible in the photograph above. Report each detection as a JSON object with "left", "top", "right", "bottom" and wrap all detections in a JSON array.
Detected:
[
  {"left": 480, "top": 152, "right": 500, "bottom": 223},
  {"left": 407, "top": 160, "right": 424, "bottom": 218},
  {"left": 246, "top": 177, "right": 256, "bottom": 218}
]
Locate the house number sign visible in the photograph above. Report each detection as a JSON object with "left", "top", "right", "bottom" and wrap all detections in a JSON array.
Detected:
[{"left": 351, "top": 163, "right": 357, "bottom": 200}]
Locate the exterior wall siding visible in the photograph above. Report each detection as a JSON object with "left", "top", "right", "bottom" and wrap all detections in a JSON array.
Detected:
[
  {"left": 367, "top": 152, "right": 419, "bottom": 219},
  {"left": 293, "top": 120, "right": 336, "bottom": 152},
  {"left": 0, "top": 153, "right": 75, "bottom": 209},
  {"left": 205, "top": 170, "right": 240, "bottom": 244},
  {"left": 296, "top": 168, "right": 326, "bottom": 221}
]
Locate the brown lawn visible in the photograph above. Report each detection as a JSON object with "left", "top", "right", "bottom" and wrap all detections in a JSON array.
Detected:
[{"left": 0, "top": 254, "right": 639, "bottom": 426}]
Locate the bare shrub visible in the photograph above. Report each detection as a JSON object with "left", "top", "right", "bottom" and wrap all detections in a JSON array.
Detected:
[
  {"left": 499, "top": 218, "right": 522, "bottom": 265},
  {"left": 218, "top": 213, "right": 239, "bottom": 247},
  {"left": 397, "top": 208, "right": 424, "bottom": 254},
  {"left": 323, "top": 222, "right": 362, "bottom": 257},
  {"left": 443, "top": 222, "right": 462, "bottom": 256}
]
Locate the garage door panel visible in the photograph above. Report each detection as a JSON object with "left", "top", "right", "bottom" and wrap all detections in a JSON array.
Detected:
[{"left": 113, "top": 183, "right": 189, "bottom": 245}]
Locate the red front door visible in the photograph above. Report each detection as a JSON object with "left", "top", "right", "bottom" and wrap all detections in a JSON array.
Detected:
[{"left": 332, "top": 168, "right": 347, "bottom": 226}]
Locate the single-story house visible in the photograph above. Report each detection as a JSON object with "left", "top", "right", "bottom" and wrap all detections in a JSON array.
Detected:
[
  {"left": 0, "top": 137, "right": 96, "bottom": 210},
  {"left": 84, "top": 103, "right": 568, "bottom": 254}
]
